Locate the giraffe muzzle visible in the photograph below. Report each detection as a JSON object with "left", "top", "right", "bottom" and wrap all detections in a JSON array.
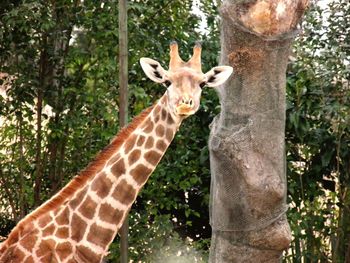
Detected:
[
  {"left": 180, "top": 97, "right": 193, "bottom": 107},
  {"left": 175, "top": 101, "right": 195, "bottom": 116}
]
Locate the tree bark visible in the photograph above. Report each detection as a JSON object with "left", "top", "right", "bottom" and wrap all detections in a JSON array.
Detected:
[
  {"left": 209, "top": 1, "right": 308, "bottom": 262},
  {"left": 34, "top": 44, "right": 46, "bottom": 206},
  {"left": 118, "top": 0, "right": 129, "bottom": 262}
]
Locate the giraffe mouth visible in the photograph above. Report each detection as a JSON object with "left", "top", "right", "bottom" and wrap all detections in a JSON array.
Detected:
[{"left": 175, "top": 104, "right": 195, "bottom": 116}]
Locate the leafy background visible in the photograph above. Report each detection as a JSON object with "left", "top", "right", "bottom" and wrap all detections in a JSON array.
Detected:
[{"left": 0, "top": 0, "right": 349, "bottom": 262}]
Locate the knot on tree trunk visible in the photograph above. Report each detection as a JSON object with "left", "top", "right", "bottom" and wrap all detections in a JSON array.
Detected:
[{"left": 221, "top": 0, "right": 309, "bottom": 40}]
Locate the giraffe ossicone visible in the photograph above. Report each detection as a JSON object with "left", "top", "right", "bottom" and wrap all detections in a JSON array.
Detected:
[{"left": 0, "top": 42, "right": 233, "bottom": 263}]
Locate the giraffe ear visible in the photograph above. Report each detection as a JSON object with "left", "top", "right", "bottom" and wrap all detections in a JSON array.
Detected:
[
  {"left": 140, "top": 58, "right": 167, "bottom": 83},
  {"left": 203, "top": 66, "right": 233, "bottom": 87}
]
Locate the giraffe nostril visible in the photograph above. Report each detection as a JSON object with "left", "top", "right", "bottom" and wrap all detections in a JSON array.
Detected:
[{"left": 179, "top": 97, "right": 193, "bottom": 107}]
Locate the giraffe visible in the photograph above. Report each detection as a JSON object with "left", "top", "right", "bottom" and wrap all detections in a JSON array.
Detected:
[{"left": 0, "top": 41, "right": 233, "bottom": 263}]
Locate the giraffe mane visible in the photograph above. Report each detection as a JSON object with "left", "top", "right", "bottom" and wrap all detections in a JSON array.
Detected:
[{"left": 1, "top": 104, "right": 155, "bottom": 252}]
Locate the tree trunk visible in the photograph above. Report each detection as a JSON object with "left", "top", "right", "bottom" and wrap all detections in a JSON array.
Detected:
[
  {"left": 209, "top": 1, "right": 308, "bottom": 262},
  {"left": 34, "top": 44, "right": 46, "bottom": 206},
  {"left": 118, "top": 0, "right": 129, "bottom": 262}
]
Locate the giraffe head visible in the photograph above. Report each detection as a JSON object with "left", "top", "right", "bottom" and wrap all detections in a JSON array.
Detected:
[{"left": 140, "top": 41, "right": 233, "bottom": 117}]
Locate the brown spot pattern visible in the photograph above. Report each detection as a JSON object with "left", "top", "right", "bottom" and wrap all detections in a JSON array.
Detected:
[
  {"left": 167, "top": 113, "right": 175, "bottom": 125},
  {"left": 124, "top": 134, "right": 137, "bottom": 154},
  {"left": 106, "top": 154, "right": 121, "bottom": 166},
  {"left": 71, "top": 214, "right": 87, "bottom": 242},
  {"left": 144, "top": 150, "right": 162, "bottom": 166},
  {"left": 56, "top": 242, "right": 72, "bottom": 261},
  {"left": 2, "top": 247, "right": 25, "bottom": 262},
  {"left": 56, "top": 227, "right": 69, "bottom": 239},
  {"left": 137, "top": 135, "right": 146, "bottom": 146},
  {"left": 145, "top": 137, "right": 154, "bottom": 149},
  {"left": 20, "top": 223, "right": 35, "bottom": 238},
  {"left": 153, "top": 105, "right": 161, "bottom": 116},
  {"left": 128, "top": 149, "right": 141, "bottom": 166},
  {"left": 155, "top": 125, "right": 165, "bottom": 137},
  {"left": 110, "top": 159, "right": 126, "bottom": 178},
  {"left": 36, "top": 239, "right": 55, "bottom": 257},
  {"left": 42, "top": 223, "right": 55, "bottom": 237},
  {"left": 130, "top": 164, "right": 153, "bottom": 185},
  {"left": 165, "top": 128, "right": 174, "bottom": 142},
  {"left": 24, "top": 257, "right": 34, "bottom": 263},
  {"left": 78, "top": 196, "right": 97, "bottom": 219},
  {"left": 86, "top": 223, "right": 114, "bottom": 247},
  {"left": 69, "top": 188, "right": 87, "bottom": 209},
  {"left": 161, "top": 108, "right": 167, "bottom": 121},
  {"left": 76, "top": 245, "right": 100, "bottom": 263},
  {"left": 99, "top": 203, "right": 124, "bottom": 224},
  {"left": 56, "top": 207, "right": 69, "bottom": 225},
  {"left": 19, "top": 233, "right": 36, "bottom": 251},
  {"left": 91, "top": 172, "right": 113, "bottom": 198},
  {"left": 40, "top": 252, "right": 58, "bottom": 263},
  {"left": 38, "top": 214, "right": 51, "bottom": 228},
  {"left": 112, "top": 179, "right": 136, "bottom": 205},
  {"left": 156, "top": 140, "right": 167, "bottom": 152},
  {"left": 143, "top": 121, "right": 154, "bottom": 133}
]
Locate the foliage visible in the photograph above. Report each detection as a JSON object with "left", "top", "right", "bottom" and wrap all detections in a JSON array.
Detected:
[
  {"left": 0, "top": 0, "right": 219, "bottom": 260},
  {"left": 285, "top": 0, "right": 350, "bottom": 262},
  {"left": 1, "top": 0, "right": 349, "bottom": 262}
]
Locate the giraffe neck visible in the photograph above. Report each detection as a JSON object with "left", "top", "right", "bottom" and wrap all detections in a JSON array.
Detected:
[
  {"left": 68, "top": 94, "right": 181, "bottom": 260},
  {"left": 0, "top": 94, "right": 182, "bottom": 263}
]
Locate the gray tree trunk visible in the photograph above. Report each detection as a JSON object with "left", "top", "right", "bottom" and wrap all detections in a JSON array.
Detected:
[
  {"left": 118, "top": 0, "right": 129, "bottom": 262},
  {"left": 209, "top": 1, "right": 308, "bottom": 262}
]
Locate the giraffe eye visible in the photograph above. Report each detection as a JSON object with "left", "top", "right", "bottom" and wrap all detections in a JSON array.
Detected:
[{"left": 163, "top": 80, "right": 171, "bottom": 87}]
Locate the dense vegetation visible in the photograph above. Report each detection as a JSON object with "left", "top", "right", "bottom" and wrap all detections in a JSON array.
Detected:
[
  {"left": 0, "top": 0, "right": 349, "bottom": 262},
  {"left": 286, "top": 1, "right": 350, "bottom": 262}
]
